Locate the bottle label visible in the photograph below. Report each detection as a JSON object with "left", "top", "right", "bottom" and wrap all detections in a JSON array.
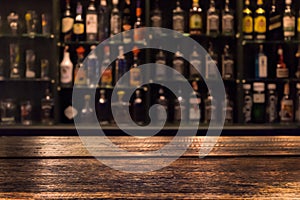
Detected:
[
  {"left": 276, "top": 68, "right": 289, "bottom": 78},
  {"left": 190, "top": 14, "right": 202, "bottom": 29},
  {"left": 280, "top": 99, "right": 293, "bottom": 121},
  {"left": 111, "top": 15, "right": 120, "bottom": 34},
  {"left": 222, "top": 14, "right": 234, "bottom": 33},
  {"left": 173, "top": 59, "right": 184, "bottom": 75},
  {"left": 189, "top": 97, "right": 201, "bottom": 120},
  {"left": 62, "top": 17, "right": 74, "bottom": 33},
  {"left": 269, "top": 15, "right": 282, "bottom": 31},
  {"left": 61, "top": 64, "right": 73, "bottom": 84},
  {"left": 207, "top": 14, "right": 219, "bottom": 31},
  {"left": 151, "top": 15, "right": 162, "bottom": 27},
  {"left": 253, "top": 93, "right": 265, "bottom": 103},
  {"left": 222, "top": 58, "right": 234, "bottom": 79},
  {"left": 254, "top": 16, "right": 266, "bottom": 33},
  {"left": 205, "top": 55, "right": 218, "bottom": 79},
  {"left": 259, "top": 55, "right": 267, "bottom": 78},
  {"left": 101, "top": 68, "right": 113, "bottom": 86},
  {"left": 64, "top": 106, "right": 78, "bottom": 120},
  {"left": 243, "top": 16, "right": 253, "bottom": 33},
  {"left": 243, "top": 95, "right": 252, "bottom": 123},
  {"left": 190, "top": 59, "right": 201, "bottom": 76},
  {"left": 75, "top": 67, "right": 87, "bottom": 85},
  {"left": 130, "top": 68, "right": 141, "bottom": 87},
  {"left": 73, "top": 23, "right": 84, "bottom": 34},
  {"left": 86, "top": 14, "right": 98, "bottom": 34},
  {"left": 283, "top": 16, "right": 295, "bottom": 37},
  {"left": 173, "top": 15, "right": 184, "bottom": 33}
]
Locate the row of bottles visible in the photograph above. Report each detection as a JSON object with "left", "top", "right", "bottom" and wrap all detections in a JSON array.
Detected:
[{"left": 243, "top": 0, "right": 300, "bottom": 40}]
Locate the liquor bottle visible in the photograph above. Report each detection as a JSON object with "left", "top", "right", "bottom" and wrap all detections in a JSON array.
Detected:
[
  {"left": 155, "top": 49, "right": 167, "bottom": 81},
  {"left": 130, "top": 47, "right": 142, "bottom": 87},
  {"left": 111, "top": 90, "right": 130, "bottom": 124},
  {"left": 204, "top": 90, "right": 216, "bottom": 123},
  {"left": 283, "top": 0, "right": 295, "bottom": 41},
  {"left": 223, "top": 91, "right": 233, "bottom": 124},
  {"left": 280, "top": 83, "right": 294, "bottom": 122},
  {"left": 60, "top": 46, "right": 73, "bottom": 87},
  {"left": 268, "top": 0, "right": 283, "bottom": 40},
  {"left": 266, "top": 83, "right": 278, "bottom": 123},
  {"left": 205, "top": 42, "right": 218, "bottom": 79},
  {"left": 115, "top": 46, "right": 127, "bottom": 86},
  {"left": 134, "top": 0, "right": 144, "bottom": 43},
  {"left": 255, "top": 45, "right": 268, "bottom": 79},
  {"left": 100, "top": 46, "right": 113, "bottom": 87},
  {"left": 156, "top": 88, "right": 169, "bottom": 123},
  {"left": 25, "top": 49, "right": 36, "bottom": 78},
  {"left": 73, "top": 1, "right": 85, "bottom": 41},
  {"left": 189, "top": 81, "right": 202, "bottom": 124},
  {"left": 9, "top": 43, "right": 20, "bottom": 79},
  {"left": 276, "top": 46, "right": 289, "bottom": 78},
  {"left": 151, "top": 0, "right": 162, "bottom": 29},
  {"left": 98, "top": 0, "right": 110, "bottom": 42},
  {"left": 207, "top": 0, "right": 219, "bottom": 37},
  {"left": 222, "top": 0, "right": 234, "bottom": 36},
  {"left": 86, "top": 0, "right": 98, "bottom": 41},
  {"left": 174, "top": 89, "right": 186, "bottom": 123},
  {"left": 80, "top": 94, "right": 95, "bottom": 123},
  {"left": 122, "top": 0, "right": 132, "bottom": 43},
  {"left": 189, "top": 0, "right": 203, "bottom": 36},
  {"left": 189, "top": 46, "right": 202, "bottom": 80},
  {"left": 86, "top": 45, "right": 99, "bottom": 88},
  {"left": 252, "top": 82, "right": 265, "bottom": 123},
  {"left": 97, "top": 89, "right": 110, "bottom": 125},
  {"left": 295, "top": 83, "right": 300, "bottom": 122},
  {"left": 295, "top": 44, "right": 300, "bottom": 78},
  {"left": 222, "top": 45, "right": 234, "bottom": 79},
  {"left": 173, "top": 0, "right": 185, "bottom": 34},
  {"left": 132, "top": 89, "right": 145, "bottom": 125},
  {"left": 61, "top": 0, "right": 74, "bottom": 42},
  {"left": 110, "top": 0, "right": 121, "bottom": 37},
  {"left": 74, "top": 46, "right": 87, "bottom": 86},
  {"left": 254, "top": 0, "right": 266, "bottom": 40},
  {"left": 243, "top": 84, "right": 252, "bottom": 123},
  {"left": 243, "top": 0, "right": 253, "bottom": 40},
  {"left": 173, "top": 47, "right": 185, "bottom": 80},
  {"left": 41, "top": 88, "right": 54, "bottom": 125}
]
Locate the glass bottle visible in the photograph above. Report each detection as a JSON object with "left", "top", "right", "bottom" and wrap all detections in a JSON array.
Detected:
[
  {"left": 111, "top": 90, "right": 130, "bottom": 124},
  {"left": 205, "top": 42, "right": 218, "bottom": 79},
  {"left": 283, "top": 0, "right": 295, "bottom": 41},
  {"left": 151, "top": 0, "right": 162, "bottom": 29},
  {"left": 255, "top": 45, "right": 268, "bottom": 79},
  {"left": 223, "top": 91, "right": 233, "bottom": 124},
  {"left": 20, "top": 100, "right": 32, "bottom": 125},
  {"left": 86, "top": 0, "right": 98, "bottom": 41},
  {"left": 252, "top": 82, "right": 265, "bottom": 123},
  {"left": 266, "top": 83, "right": 278, "bottom": 123},
  {"left": 254, "top": 0, "right": 266, "bottom": 40},
  {"left": 60, "top": 46, "right": 73, "bottom": 87},
  {"left": 74, "top": 46, "right": 87, "bottom": 86},
  {"left": 243, "top": 0, "right": 253, "bottom": 40},
  {"left": 97, "top": 89, "right": 110, "bottom": 125},
  {"left": 25, "top": 49, "right": 36, "bottom": 78},
  {"left": 61, "top": 0, "right": 74, "bottom": 42},
  {"left": 280, "top": 82, "right": 294, "bottom": 122},
  {"left": 222, "top": 45, "right": 234, "bottom": 80},
  {"left": 268, "top": 0, "right": 283, "bottom": 41},
  {"left": 173, "top": 0, "right": 185, "bottom": 34},
  {"left": 207, "top": 0, "right": 219, "bottom": 37},
  {"left": 297, "top": 7, "right": 300, "bottom": 40},
  {"left": 204, "top": 90, "right": 216, "bottom": 123},
  {"left": 9, "top": 43, "right": 20, "bottom": 79},
  {"left": 134, "top": 0, "right": 145, "bottom": 43},
  {"left": 110, "top": 0, "right": 121, "bottom": 37},
  {"left": 173, "top": 47, "right": 185, "bottom": 80},
  {"left": 276, "top": 46, "right": 289, "bottom": 78},
  {"left": 295, "top": 44, "right": 300, "bottom": 78},
  {"left": 0, "top": 99, "right": 17, "bottom": 125},
  {"left": 86, "top": 45, "right": 99, "bottom": 88},
  {"left": 132, "top": 89, "right": 145, "bottom": 125},
  {"left": 130, "top": 47, "right": 142, "bottom": 87},
  {"left": 156, "top": 88, "right": 169, "bottom": 123},
  {"left": 295, "top": 83, "right": 300, "bottom": 122},
  {"left": 243, "top": 84, "right": 252, "bottom": 123},
  {"left": 73, "top": 1, "right": 85, "bottom": 41},
  {"left": 7, "top": 12, "right": 19, "bottom": 36},
  {"left": 174, "top": 89, "right": 186, "bottom": 123},
  {"left": 98, "top": 0, "right": 110, "bottom": 42},
  {"left": 155, "top": 49, "right": 167, "bottom": 81},
  {"left": 80, "top": 94, "right": 94, "bottom": 124},
  {"left": 115, "top": 46, "right": 127, "bottom": 86},
  {"left": 100, "top": 46, "right": 113, "bottom": 88},
  {"left": 41, "top": 88, "right": 54, "bottom": 125},
  {"left": 222, "top": 0, "right": 234, "bottom": 36},
  {"left": 122, "top": 0, "right": 132, "bottom": 43},
  {"left": 189, "top": 46, "right": 202, "bottom": 80},
  {"left": 189, "top": 0, "right": 203, "bottom": 36},
  {"left": 189, "top": 81, "right": 202, "bottom": 124}
]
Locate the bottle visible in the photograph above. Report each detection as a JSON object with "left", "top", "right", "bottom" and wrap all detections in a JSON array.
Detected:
[
  {"left": 223, "top": 91, "right": 233, "bottom": 124},
  {"left": 156, "top": 88, "right": 169, "bottom": 123},
  {"left": 97, "top": 89, "right": 110, "bottom": 125},
  {"left": 132, "top": 89, "right": 145, "bottom": 125},
  {"left": 111, "top": 90, "right": 130, "bottom": 124},
  {"left": 222, "top": 45, "right": 234, "bottom": 79},
  {"left": 283, "top": 0, "right": 295, "bottom": 41},
  {"left": 243, "top": 0, "right": 253, "bottom": 40},
  {"left": 155, "top": 49, "right": 167, "bottom": 81},
  {"left": 86, "top": 0, "right": 98, "bottom": 41},
  {"left": 268, "top": 0, "right": 283, "bottom": 40},
  {"left": 61, "top": 0, "right": 74, "bottom": 42},
  {"left": 173, "top": 0, "right": 185, "bottom": 34},
  {"left": 173, "top": 47, "right": 185, "bottom": 80},
  {"left": 115, "top": 46, "right": 127, "bottom": 86},
  {"left": 174, "top": 89, "right": 186, "bottom": 123},
  {"left": 80, "top": 94, "right": 95, "bottom": 123},
  {"left": 110, "top": 0, "right": 121, "bottom": 37},
  {"left": 254, "top": 0, "right": 266, "bottom": 40},
  {"left": 100, "top": 46, "right": 113, "bottom": 88},
  {"left": 207, "top": 0, "right": 219, "bottom": 37},
  {"left": 98, "top": 0, "right": 110, "bottom": 42},
  {"left": 297, "top": 7, "right": 300, "bottom": 39},
  {"left": 189, "top": 0, "right": 203, "bottom": 36},
  {"left": 73, "top": 1, "right": 85, "bottom": 41},
  {"left": 189, "top": 46, "right": 202, "bottom": 80},
  {"left": 252, "top": 82, "right": 265, "bottom": 123},
  {"left": 255, "top": 45, "right": 268, "bottom": 79},
  {"left": 266, "top": 83, "right": 278, "bottom": 123},
  {"left": 60, "top": 46, "right": 73, "bottom": 87},
  {"left": 9, "top": 43, "right": 21, "bottom": 79},
  {"left": 41, "top": 88, "right": 54, "bottom": 125},
  {"left": 86, "top": 45, "right": 100, "bottom": 88},
  {"left": 151, "top": 0, "right": 162, "bottom": 29},
  {"left": 189, "top": 81, "right": 202, "bottom": 124},
  {"left": 205, "top": 42, "right": 218, "bottom": 79},
  {"left": 122, "top": 0, "right": 132, "bottom": 43},
  {"left": 204, "top": 90, "right": 216, "bottom": 123},
  {"left": 295, "top": 83, "right": 300, "bottom": 122},
  {"left": 130, "top": 47, "right": 142, "bottom": 87},
  {"left": 280, "top": 82, "right": 294, "bottom": 122},
  {"left": 276, "top": 46, "right": 289, "bottom": 78},
  {"left": 295, "top": 44, "right": 300, "bottom": 78},
  {"left": 134, "top": 0, "right": 144, "bottom": 43},
  {"left": 222, "top": 0, "right": 234, "bottom": 36},
  {"left": 25, "top": 49, "right": 36, "bottom": 78},
  {"left": 243, "top": 84, "right": 252, "bottom": 123},
  {"left": 74, "top": 46, "right": 87, "bottom": 86}
]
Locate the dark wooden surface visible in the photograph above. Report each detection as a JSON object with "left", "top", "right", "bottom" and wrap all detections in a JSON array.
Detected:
[{"left": 0, "top": 136, "right": 300, "bottom": 199}]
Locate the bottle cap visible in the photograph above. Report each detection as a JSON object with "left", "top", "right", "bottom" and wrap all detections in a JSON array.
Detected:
[
  {"left": 76, "top": 46, "right": 85, "bottom": 54},
  {"left": 243, "top": 84, "right": 251, "bottom": 90},
  {"left": 268, "top": 83, "right": 276, "bottom": 90},
  {"left": 253, "top": 82, "right": 265, "bottom": 92},
  {"left": 297, "top": 83, "right": 300, "bottom": 89}
]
